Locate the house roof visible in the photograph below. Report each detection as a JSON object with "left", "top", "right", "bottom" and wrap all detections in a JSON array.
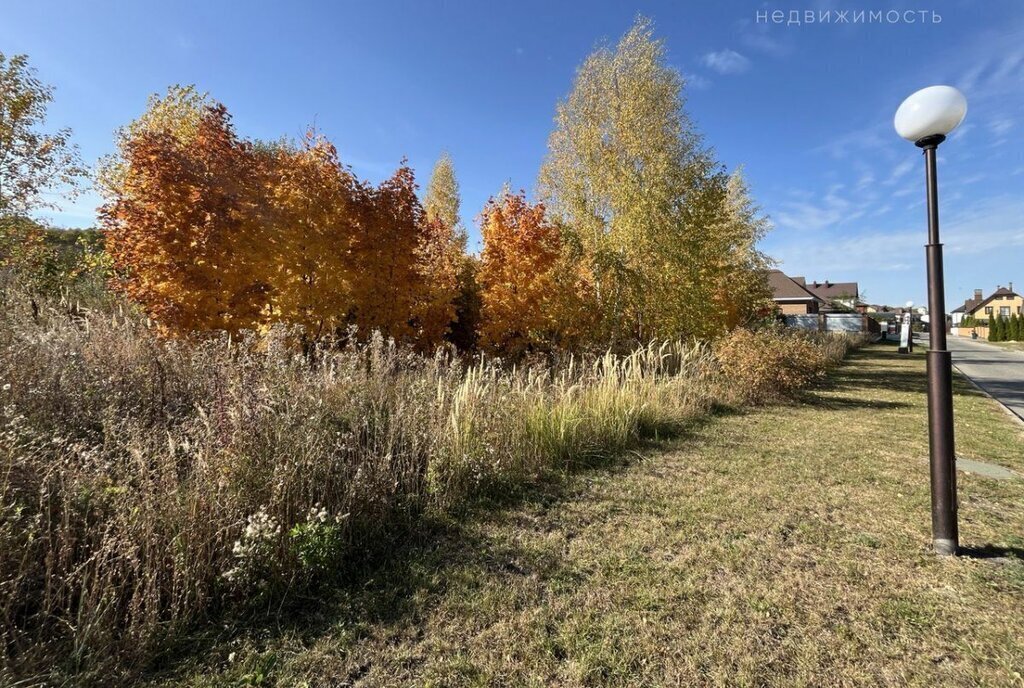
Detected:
[
  {"left": 954, "top": 294, "right": 984, "bottom": 314},
  {"left": 804, "top": 280, "right": 859, "bottom": 301},
  {"left": 967, "top": 287, "right": 1021, "bottom": 314},
  {"left": 767, "top": 270, "right": 825, "bottom": 302}
]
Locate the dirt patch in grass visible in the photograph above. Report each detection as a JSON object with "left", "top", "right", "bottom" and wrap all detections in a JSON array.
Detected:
[{"left": 144, "top": 345, "right": 1024, "bottom": 687}]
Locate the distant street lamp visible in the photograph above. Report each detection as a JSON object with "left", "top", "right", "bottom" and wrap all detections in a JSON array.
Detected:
[{"left": 894, "top": 85, "right": 967, "bottom": 556}]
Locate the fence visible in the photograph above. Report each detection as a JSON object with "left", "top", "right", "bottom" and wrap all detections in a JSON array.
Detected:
[
  {"left": 784, "top": 313, "right": 881, "bottom": 335},
  {"left": 952, "top": 325, "right": 989, "bottom": 339}
]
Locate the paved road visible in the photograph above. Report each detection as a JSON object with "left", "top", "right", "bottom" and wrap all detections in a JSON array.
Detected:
[{"left": 942, "top": 335, "right": 1024, "bottom": 423}]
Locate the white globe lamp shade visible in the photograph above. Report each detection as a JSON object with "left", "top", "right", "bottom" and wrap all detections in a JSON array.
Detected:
[
  {"left": 906, "top": 300, "right": 914, "bottom": 308},
  {"left": 894, "top": 86, "right": 967, "bottom": 142}
]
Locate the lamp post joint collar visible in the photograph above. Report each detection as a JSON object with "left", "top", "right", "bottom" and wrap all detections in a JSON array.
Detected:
[{"left": 915, "top": 134, "right": 946, "bottom": 149}]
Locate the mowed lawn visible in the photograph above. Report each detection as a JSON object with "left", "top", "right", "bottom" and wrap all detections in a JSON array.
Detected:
[
  {"left": 150, "top": 344, "right": 1024, "bottom": 687},
  {"left": 986, "top": 340, "right": 1024, "bottom": 354}
]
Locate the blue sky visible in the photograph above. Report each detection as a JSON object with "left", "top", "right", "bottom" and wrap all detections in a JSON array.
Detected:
[{"left": 3, "top": 0, "right": 1021, "bottom": 307}]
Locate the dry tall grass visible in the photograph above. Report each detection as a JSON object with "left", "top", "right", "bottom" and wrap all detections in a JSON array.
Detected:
[{"left": 0, "top": 290, "right": 862, "bottom": 682}]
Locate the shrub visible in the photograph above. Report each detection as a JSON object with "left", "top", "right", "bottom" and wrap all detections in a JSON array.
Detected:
[{"left": 714, "top": 327, "right": 858, "bottom": 405}]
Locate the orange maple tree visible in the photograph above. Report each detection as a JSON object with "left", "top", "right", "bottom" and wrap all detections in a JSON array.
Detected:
[
  {"left": 265, "top": 133, "right": 362, "bottom": 341},
  {"left": 100, "top": 105, "right": 270, "bottom": 334},
  {"left": 413, "top": 214, "right": 462, "bottom": 349},
  {"left": 477, "top": 192, "right": 563, "bottom": 356},
  {"left": 345, "top": 165, "right": 425, "bottom": 345},
  {"left": 102, "top": 97, "right": 461, "bottom": 348}
]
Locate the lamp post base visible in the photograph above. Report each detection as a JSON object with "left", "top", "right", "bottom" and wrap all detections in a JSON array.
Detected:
[{"left": 926, "top": 348, "right": 958, "bottom": 556}]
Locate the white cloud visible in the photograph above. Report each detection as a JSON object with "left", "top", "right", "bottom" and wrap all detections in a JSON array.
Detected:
[
  {"left": 174, "top": 35, "right": 194, "bottom": 53},
  {"left": 811, "top": 122, "right": 892, "bottom": 161},
  {"left": 941, "top": 195, "right": 1024, "bottom": 255},
  {"left": 768, "top": 195, "right": 1024, "bottom": 274},
  {"left": 683, "top": 72, "right": 712, "bottom": 90},
  {"left": 770, "top": 226, "right": 922, "bottom": 273},
  {"left": 773, "top": 185, "right": 864, "bottom": 232},
  {"left": 953, "top": 34, "right": 1024, "bottom": 118},
  {"left": 732, "top": 14, "right": 792, "bottom": 56},
  {"left": 855, "top": 171, "right": 875, "bottom": 190},
  {"left": 949, "top": 122, "right": 974, "bottom": 141},
  {"left": 990, "top": 49, "right": 1024, "bottom": 84},
  {"left": 700, "top": 49, "right": 750, "bottom": 75},
  {"left": 884, "top": 159, "right": 914, "bottom": 186},
  {"left": 738, "top": 23, "right": 791, "bottom": 56},
  {"left": 989, "top": 117, "right": 1014, "bottom": 137}
]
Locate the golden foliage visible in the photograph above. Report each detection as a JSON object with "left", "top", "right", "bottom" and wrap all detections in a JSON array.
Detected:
[
  {"left": 477, "top": 192, "right": 562, "bottom": 356},
  {"left": 538, "top": 19, "right": 773, "bottom": 344},
  {"left": 100, "top": 19, "right": 778, "bottom": 356},
  {"left": 101, "top": 96, "right": 459, "bottom": 348},
  {"left": 100, "top": 104, "right": 270, "bottom": 333},
  {"left": 265, "top": 134, "right": 361, "bottom": 339}
]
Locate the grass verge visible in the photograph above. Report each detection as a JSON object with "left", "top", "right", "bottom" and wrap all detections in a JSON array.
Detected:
[
  {"left": 984, "top": 340, "right": 1024, "bottom": 354},
  {"left": 140, "top": 343, "right": 1024, "bottom": 687}
]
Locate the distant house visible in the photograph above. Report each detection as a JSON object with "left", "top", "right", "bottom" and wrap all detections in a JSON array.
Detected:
[
  {"left": 950, "top": 289, "right": 984, "bottom": 326},
  {"left": 767, "top": 270, "right": 826, "bottom": 314},
  {"left": 801, "top": 279, "right": 860, "bottom": 312},
  {"left": 954, "top": 284, "right": 1022, "bottom": 324}
]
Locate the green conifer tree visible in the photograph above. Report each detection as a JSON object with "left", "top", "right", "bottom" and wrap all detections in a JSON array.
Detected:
[{"left": 987, "top": 314, "right": 998, "bottom": 341}]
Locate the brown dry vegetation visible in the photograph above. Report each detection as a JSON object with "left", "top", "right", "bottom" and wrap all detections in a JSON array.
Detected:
[
  {"left": 140, "top": 344, "right": 1024, "bottom": 687},
  {"left": 0, "top": 288, "right": 858, "bottom": 685}
]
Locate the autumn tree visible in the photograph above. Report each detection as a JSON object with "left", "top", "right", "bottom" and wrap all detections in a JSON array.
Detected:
[
  {"left": 707, "top": 168, "right": 774, "bottom": 331},
  {"left": 100, "top": 103, "right": 271, "bottom": 333},
  {"left": 477, "top": 192, "right": 563, "bottom": 356},
  {"left": 538, "top": 18, "right": 769, "bottom": 344},
  {"left": 340, "top": 165, "right": 421, "bottom": 342},
  {"left": 413, "top": 152, "right": 465, "bottom": 348},
  {"left": 99, "top": 85, "right": 463, "bottom": 345},
  {"left": 424, "top": 153, "right": 465, "bottom": 243},
  {"left": 265, "top": 133, "right": 364, "bottom": 341},
  {"left": 0, "top": 52, "right": 87, "bottom": 292},
  {"left": 301, "top": 162, "right": 455, "bottom": 350},
  {"left": 413, "top": 214, "right": 462, "bottom": 348},
  {"left": 97, "top": 85, "right": 211, "bottom": 202},
  {"left": 0, "top": 53, "right": 86, "bottom": 219}
]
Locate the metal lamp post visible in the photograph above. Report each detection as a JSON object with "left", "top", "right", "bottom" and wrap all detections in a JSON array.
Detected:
[{"left": 894, "top": 85, "right": 967, "bottom": 556}]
